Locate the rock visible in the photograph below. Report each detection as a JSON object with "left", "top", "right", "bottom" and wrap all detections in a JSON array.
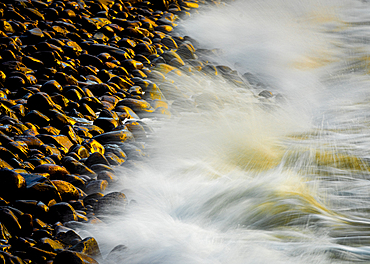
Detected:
[
  {"left": 13, "top": 200, "right": 49, "bottom": 220},
  {"left": 49, "top": 202, "right": 78, "bottom": 223},
  {"left": 85, "top": 180, "right": 108, "bottom": 194},
  {"left": 39, "top": 237, "right": 65, "bottom": 252},
  {"left": 84, "top": 152, "right": 110, "bottom": 168},
  {"left": 105, "top": 244, "right": 127, "bottom": 264},
  {"left": 61, "top": 156, "right": 96, "bottom": 177},
  {"left": 70, "top": 237, "right": 101, "bottom": 257},
  {"left": 56, "top": 229, "right": 82, "bottom": 246},
  {"left": 23, "top": 110, "right": 50, "bottom": 127},
  {"left": 51, "top": 180, "right": 80, "bottom": 202},
  {"left": 0, "top": 207, "right": 22, "bottom": 236},
  {"left": 82, "top": 139, "right": 105, "bottom": 155},
  {"left": 25, "top": 181, "right": 62, "bottom": 205},
  {"left": 33, "top": 164, "right": 69, "bottom": 180},
  {"left": 97, "top": 170, "right": 117, "bottom": 183},
  {"left": 90, "top": 164, "right": 114, "bottom": 173},
  {"left": 54, "top": 250, "right": 99, "bottom": 264},
  {"left": 40, "top": 80, "right": 63, "bottom": 95},
  {"left": 0, "top": 168, "right": 26, "bottom": 201},
  {"left": 95, "top": 192, "right": 127, "bottom": 216},
  {"left": 93, "top": 129, "right": 134, "bottom": 144}
]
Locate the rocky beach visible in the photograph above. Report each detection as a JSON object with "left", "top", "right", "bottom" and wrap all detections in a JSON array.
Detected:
[
  {"left": 4, "top": 0, "right": 370, "bottom": 263},
  {"left": 0, "top": 0, "right": 272, "bottom": 263}
]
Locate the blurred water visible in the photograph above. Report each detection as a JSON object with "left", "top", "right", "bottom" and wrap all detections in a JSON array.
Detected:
[{"left": 84, "top": 0, "right": 370, "bottom": 263}]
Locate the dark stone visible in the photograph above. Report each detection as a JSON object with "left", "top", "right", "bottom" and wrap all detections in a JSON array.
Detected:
[
  {"left": 95, "top": 192, "right": 127, "bottom": 216},
  {"left": 51, "top": 180, "right": 79, "bottom": 202},
  {"left": 93, "top": 129, "right": 134, "bottom": 144},
  {"left": 84, "top": 152, "right": 110, "bottom": 168},
  {"left": 39, "top": 237, "right": 65, "bottom": 252},
  {"left": 82, "top": 139, "right": 105, "bottom": 155},
  {"left": 46, "top": 109, "right": 75, "bottom": 129},
  {"left": 0, "top": 207, "right": 22, "bottom": 236},
  {"left": 97, "top": 170, "right": 117, "bottom": 184},
  {"left": 13, "top": 200, "right": 49, "bottom": 220},
  {"left": 26, "top": 92, "right": 58, "bottom": 112},
  {"left": 54, "top": 250, "right": 99, "bottom": 264},
  {"left": 25, "top": 181, "right": 62, "bottom": 205},
  {"left": 36, "top": 134, "right": 74, "bottom": 155},
  {"left": 90, "top": 164, "right": 114, "bottom": 173},
  {"left": 70, "top": 237, "right": 101, "bottom": 257},
  {"left": 49, "top": 202, "right": 78, "bottom": 223},
  {"left": 94, "top": 117, "right": 119, "bottom": 132},
  {"left": 7, "top": 141, "right": 29, "bottom": 161},
  {"left": 85, "top": 180, "right": 108, "bottom": 194},
  {"left": 61, "top": 156, "right": 96, "bottom": 177},
  {"left": 79, "top": 54, "right": 104, "bottom": 68},
  {"left": 104, "top": 144, "right": 127, "bottom": 160},
  {"left": 104, "top": 152, "right": 124, "bottom": 165},
  {"left": 69, "top": 144, "right": 90, "bottom": 159},
  {"left": 0, "top": 168, "right": 25, "bottom": 201},
  {"left": 40, "top": 80, "right": 63, "bottom": 95}
]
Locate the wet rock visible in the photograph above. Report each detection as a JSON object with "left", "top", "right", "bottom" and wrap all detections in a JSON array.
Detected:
[
  {"left": 116, "top": 98, "right": 154, "bottom": 116},
  {"left": 25, "top": 180, "right": 62, "bottom": 205},
  {"left": 36, "top": 134, "right": 74, "bottom": 154},
  {"left": 51, "top": 180, "right": 80, "bottom": 202},
  {"left": 13, "top": 200, "right": 49, "bottom": 220},
  {"left": 85, "top": 180, "right": 108, "bottom": 194},
  {"left": 54, "top": 250, "right": 99, "bottom": 264},
  {"left": 49, "top": 202, "right": 78, "bottom": 223},
  {"left": 40, "top": 80, "right": 63, "bottom": 95},
  {"left": 56, "top": 229, "right": 82, "bottom": 246},
  {"left": 0, "top": 168, "right": 25, "bottom": 201},
  {"left": 64, "top": 175, "right": 87, "bottom": 190},
  {"left": 0, "top": 207, "right": 22, "bottom": 236},
  {"left": 84, "top": 152, "right": 110, "bottom": 168},
  {"left": 94, "top": 117, "right": 119, "bottom": 132},
  {"left": 39, "top": 237, "right": 65, "bottom": 252},
  {"left": 90, "top": 164, "right": 114, "bottom": 173},
  {"left": 70, "top": 236, "right": 101, "bottom": 257},
  {"left": 61, "top": 156, "right": 96, "bottom": 177},
  {"left": 97, "top": 170, "right": 117, "bottom": 183},
  {"left": 95, "top": 192, "right": 127, "bottom": 216},
  {"left": 82, "top": 139, "right": 105, "bottom": 155},
  {"left": 104, "top": 152, "right": 124, "bottom": 165},
  {"left": 69, "top": 144, "right": 90, "bottom": 159},
  {"left": 93, "top": 129, "right": 134, "bottom": 145},
  {"left": 27, "top": 92, "right": 58, "bottom": 112}
]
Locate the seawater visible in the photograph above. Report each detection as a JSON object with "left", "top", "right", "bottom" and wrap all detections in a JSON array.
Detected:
[{"left": 83, "top": 0, "right": 370, "bottom": 263}]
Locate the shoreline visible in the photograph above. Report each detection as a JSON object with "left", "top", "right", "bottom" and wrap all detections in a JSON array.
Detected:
[{"left": 0, "top": 0, "right": 272, "bottom": 263}]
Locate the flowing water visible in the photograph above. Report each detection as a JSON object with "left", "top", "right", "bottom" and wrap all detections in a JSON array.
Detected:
[{"left": 84, "top": 0, "right": 370, "bottom": 263}]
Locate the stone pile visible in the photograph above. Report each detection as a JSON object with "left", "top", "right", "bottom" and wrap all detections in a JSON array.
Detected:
[{"left": 0, "top": 0, "right": 272, "bottom": 263}]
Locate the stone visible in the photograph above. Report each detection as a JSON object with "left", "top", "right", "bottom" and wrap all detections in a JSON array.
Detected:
[
  {"left": 49, "top": 202, "right": 78, "bottom": 223},
  {"left": 85, "top": 180, "right": 108, "bottom": 194},
  {"left": 70, "top": 237, "right": 101, "bottom": 257},
  {"left": 0, "top": 207, "right": 22, "bottom": 236},
  {"left": 13, "top": 200, "right": 49, "bottom": 220},
  {"left": 95, "top": 192, "right": 127, "bottom": 216},
  {"left": 51, "top": 180, "right": 80, "bottom": 202},
  {"left": 61, "top": 156, "right": 97, "bottom": 177},
  {"left": 93, "top": 129, "right": 134, "bottom": 144},
  {"left": 25, "top": 181, "right": 62, "bottom": 205},
  {"left": 0, "top": 168, "right": 26, "bottom": 201},
  {"left": 84, "top": 152, "right": 110, "bottom": 168},
  {"left": 33, "top": 164, "right": 69, "bottom": 180},
  {"left": 54, "top": 250, "right": 99, "bottom": 264},
  {"left": 97, "top": 170, "right": 117, "bottom": 183}
]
